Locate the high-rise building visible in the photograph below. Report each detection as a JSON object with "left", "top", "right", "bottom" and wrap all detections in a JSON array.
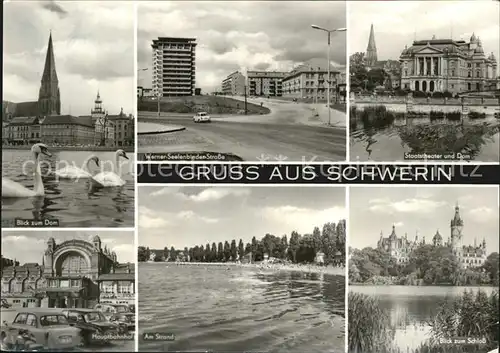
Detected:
[
  {"left": 152, "top": 37, "right": 197, "bottom": 97},
  {"left": 221, "top": 71, "right": 246, "bottom": 96}
]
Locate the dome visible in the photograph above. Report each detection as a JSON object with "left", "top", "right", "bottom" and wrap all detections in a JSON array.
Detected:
[
  {"left": 470, "top": 32, "right": 477, "bottom": 42},
  {"left": 92, "top": 235, "right": 101, "bottom": 243},
  {"left": 47, "top": 237, "right": 55, "bottom": 243},
  {"left": 433, "top": 230, "right": 442, "bottom": 240},
  {"left": 489, "top": 52, "right": 497, "bottom": 62}
]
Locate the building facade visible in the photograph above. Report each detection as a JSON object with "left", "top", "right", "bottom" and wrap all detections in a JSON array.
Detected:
[
  {"left": 41, "top": 115, "right": 94, "bottom": 146},
  {"left": 399, "top": 34, "right": 498, "bottom": 94},
  {"left": 97, "top": 264, "right": 135, "bottom": 306},
  {"left": 89, "top": 91, "right": 115, "bottom": 147},
  {"left": 5, "top": 117, "right": 42, "bottom": 145},
  {"left": 1, "top": 236, "right": 135, "bottom": 309},
  {"left": 282, "top": 63, "right": 343, "bottom": 101},
  {"left": 247, "top": 71, "right": 287, "bottom": 97},
  {"left": 108, "top": 108, "right": 134, "bottom": 147},
  {"left": 152, "top": 37, "right": 197, "bottom": 97},
  {"left": 221, "top": 71, "right": 246, "bottom": 96},
  {"left": 377, "top": 203, "right": 488, "bottom": 267}
]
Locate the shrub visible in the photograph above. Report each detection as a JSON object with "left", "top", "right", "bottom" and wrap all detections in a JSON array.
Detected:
[
  {"left": 468, "top": 111, "right": 486, "bottom": 120},
  {"left": 442, "top": 91, "right": 453, "bottom": 98},
  {"left": 432, "top": 92, "right": 444, "bottom": 99},
  {"left": 446, "top": 111, "right": 462, "bottom": 121},
  {"left": 348, "top": 292, "right": 394, "bottom": 353},
  {"left": 413, "top": 91, "right": 427, "bottom": 98},
  {"left": 430, "top": 110, "right": 445, "bottom": 121}
]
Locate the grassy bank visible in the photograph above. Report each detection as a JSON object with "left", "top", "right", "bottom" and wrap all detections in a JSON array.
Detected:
[
  {"left": 138, "top": 96, "right": 270, "bottom": 115},
  {"left": 348, "top": 290, "right": 499, "bottom": 353}
]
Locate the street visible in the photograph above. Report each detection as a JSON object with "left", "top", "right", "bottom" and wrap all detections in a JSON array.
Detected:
[
  {"left": 138, "top": 100, "right": 346, "bottom": 162},
  {"left": 79, "top": 339, "right": 135, "bottom": 351}
]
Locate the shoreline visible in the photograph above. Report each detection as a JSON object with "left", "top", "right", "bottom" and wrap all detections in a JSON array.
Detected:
[
  {"left": 349, "top": 282, "right": 498, "bottom": 288},
  {"left": 144, "top": 261, "right": 345, "bottom": 276},
  {"left": 2, "top": 145, "right": 134, "bottom": 153}
]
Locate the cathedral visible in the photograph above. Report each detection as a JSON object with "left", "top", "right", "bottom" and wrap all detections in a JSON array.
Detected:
[
  {"left": 377, "top": 203, "right": 488, "bottom": 268},
  {"left": 364, "top": 24, "right": 401, "bottom": 90},
  {"left": 8, "top": 32, "right": 61, "bottom": 118}
]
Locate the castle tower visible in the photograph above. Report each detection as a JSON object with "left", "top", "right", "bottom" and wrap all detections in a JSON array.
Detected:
[
  {"left": 365, "top": 24, "right": 378, "bottom": 68},
  {"left": 450, "top": 202, "right": 464, "bottom": 256},
  {"left": 38, "top": 32, "right": 61, "bottom": 116},
  {"left": 91, "top": 91, "right": 104, "bottom": 115}
]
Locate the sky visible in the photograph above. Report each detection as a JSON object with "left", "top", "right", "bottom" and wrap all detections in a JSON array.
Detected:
[
  {"left": 349, "top": 1, "right": 500, "bottom": 62},
  {"left": 1, "top": 231, "right": 135, "bottom": 264},
  {"left": 137, "top": 1, "right": 347, "bottom": 93},
  {"left": 3, "top": 1, "right": 134, "bottom": 116},
  {"left": 349, "top": 186, "right": 499, "bottom": 255},
  {"left": 139, "top": 186, "right": 346, "bottom": 249}
]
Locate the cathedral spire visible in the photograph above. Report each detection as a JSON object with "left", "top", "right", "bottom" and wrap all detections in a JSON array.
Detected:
[
  {"left": 366, "top": 24, "right": 378, "bottom": 67},
  {"left": 38, "top": 32, "right": 61, "bottom": 116}
]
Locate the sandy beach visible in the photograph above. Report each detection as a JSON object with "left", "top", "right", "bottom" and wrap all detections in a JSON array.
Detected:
[{"left": 149, "top": 261, "right": 346, "bottom": 276}]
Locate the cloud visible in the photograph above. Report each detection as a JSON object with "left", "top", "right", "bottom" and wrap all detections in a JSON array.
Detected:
[
  {"left": 176, "top": 211, "right": 219, "bottom": 224},
  {"left": 3, "top": 1, "right": 134, "bottom": 116},
  {"left": 137, "top": 1, "right": 346, "bottom": 92},
  {"left": 40, "top": 1, "right": 68, "bottom": 17},
  {"left": 2, "top": 235, "right": 45, "bottom": 245},
  {"left": 369, "top": 198, "right": 446, "bottom": 214},
  {"left": 260, "top": 206, "right": 346, "bottom": 233},
  {"left": 111, "top": 244, "right": 135, "bottom": 263},
  {"left": 149, "top": 187, "right": 251, "bottom": 202},
  {"left": 394, "top": 222, "right": 404, "bottom": 227},
  {"left": 139, "top": 206, "right": 171, "bottom": 229},
  {"left": 468, "top": 207, "right": 498, "bottom": 223}
]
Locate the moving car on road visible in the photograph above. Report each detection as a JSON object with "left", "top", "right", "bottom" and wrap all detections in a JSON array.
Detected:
[
  {"left": 62, "top": 308, "right": 125, "bottom": 346},
  {"left": 1, "top": 308, "right": 81, "bottom": 351},
  {"left": 193, "top": 111, "right": 211, "bottom": 123}
]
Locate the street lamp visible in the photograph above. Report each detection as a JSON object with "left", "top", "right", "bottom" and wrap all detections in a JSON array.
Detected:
[{"left": 311, "top": 25, "right": 347, "bottom": 126}]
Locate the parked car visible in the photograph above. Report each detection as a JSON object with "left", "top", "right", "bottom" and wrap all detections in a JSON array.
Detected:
[
  {"left": 61, "top": 308, "right": 125, "bottom": 345},
  {"left": 2, "top": 308, "right": 81, "bottom": 351},
  {"left": 94, "top": 304, "right": 134, "bottom": 331},
  {"left": 193, "top": 111, "right": 211, "bottom": 123}
]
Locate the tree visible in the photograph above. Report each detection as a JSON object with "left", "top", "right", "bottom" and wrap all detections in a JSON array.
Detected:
[
  {"left": 217, "top": 242, "right": 224, "bottom": 262},
  {"left": 163, "top": 247, "right": 170, "bottom": 261},
  {"left": 230, "top": 240, "right": 237, "bottom": 261},
  {"left": 169, "top": 246, "right": 176, "bottom": 262},
  {"left": 205, "top": 243, "right": 211, "bottom": 262},
  {"left": 211, "top": 243, "right": 217, "bottom": 262},
  {"left": 238, "top": 239, "right": 245, "bottom": 260},
  {"left": 349, "top": 52, "right": 368, "bottom": 90},
  {"left": 288, "top": 231, "right": 301, "bottom": 263},
  {"left": 137, "top": 246, "right": 148, "bottom": 262},
  {"left": 251, "top": 236, "right": 258, "bottom": 261},
  {"left": 223, "top": 241, "right": 231, "bottom": 262},
  {"left": 483, "top": 252, "right": 499, "bottom": 286}
]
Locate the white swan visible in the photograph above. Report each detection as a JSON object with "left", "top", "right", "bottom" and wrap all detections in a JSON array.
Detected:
[
  {"left": 92, "top": 149, "right": 129, "bottom": 187},
  {"left": 2, "top": 143, "right": 52, "bottom": 198},
  {"left": 54, "top": 155, "right": 100, "bottom": 179}
]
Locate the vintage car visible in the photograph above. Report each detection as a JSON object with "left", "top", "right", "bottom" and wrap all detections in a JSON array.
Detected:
[
  {"left": 94, "top": 304, "right": 135, "bottom": 331},
  {"left": 193, "top": 111, "right": 211, "bottom": 123},
  {"left": 61, "top": 308, "right": 126, "bottom": 345},
  {"left": 1, "top": 308, "right": 81, "bottom": 351}
]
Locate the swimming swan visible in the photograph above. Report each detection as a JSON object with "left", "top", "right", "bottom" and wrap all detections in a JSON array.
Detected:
[
  {"left": 54, "top": 155, "right": 100, "bottom": 179},
  {"left": 2, "top": 143, "right": 52, "bottom": 198},
  {"left": 92, "top": 149, "right": 129, "bottom": 187}
]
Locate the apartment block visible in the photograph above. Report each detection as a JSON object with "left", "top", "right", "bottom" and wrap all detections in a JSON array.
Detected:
[
  {"left": 247, "top": 71, "right": 288, "bottom": 97},
  {"left": 282, "top": 63, "right": 343, "bottom": 101},
  {"left": 152, "top": 37, "right": 197, "bottom": 97},
  {"left": 221, "top": 71, "right": 246, "bottom": 96}
]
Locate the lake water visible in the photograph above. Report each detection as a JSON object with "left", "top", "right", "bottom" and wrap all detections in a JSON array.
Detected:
[
  {"left": 349, "top": 285, "right": 498, "bottom": 352},
  {"left": 1, "top": 150, "right": 135, "bottom": 227},
  {"left": 139, "top": 263, "right": 345, "bottom": 352},
  {"left": 350, "top": 121, "right": 500, "bottom": 162}
]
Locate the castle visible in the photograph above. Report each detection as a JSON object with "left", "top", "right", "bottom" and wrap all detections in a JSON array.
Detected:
[{"left": 377, "top": 203, "right": 487, "bottom": 268}]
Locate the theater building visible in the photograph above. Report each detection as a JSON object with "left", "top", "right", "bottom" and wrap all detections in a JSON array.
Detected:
[
  {"left": 399, "top": 33, "right": 498, "bottom": 94},
  {"left": 1, "top": 235, "right": 135, "bottom": 309}
]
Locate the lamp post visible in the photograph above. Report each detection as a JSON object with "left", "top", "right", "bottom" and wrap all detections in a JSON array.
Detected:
[{"left": 311, "top": 25, "right": 347, "bottom": 126}]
